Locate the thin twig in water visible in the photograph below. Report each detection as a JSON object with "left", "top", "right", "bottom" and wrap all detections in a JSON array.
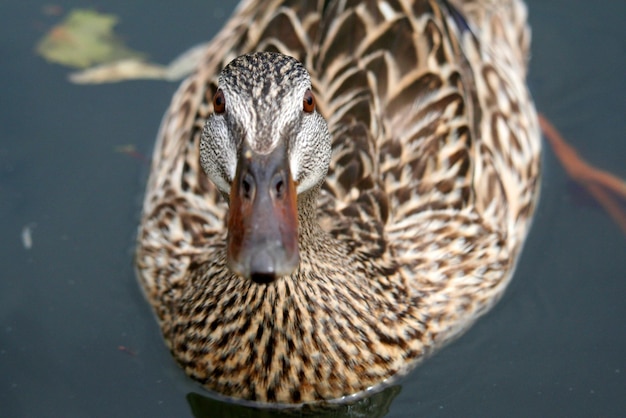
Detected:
[{"left": 539, "top": 114, "right": 626, "bottom": 234}]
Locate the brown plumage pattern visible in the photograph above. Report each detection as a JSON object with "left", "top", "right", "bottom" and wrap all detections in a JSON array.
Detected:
[{"left": 135, "top": 0, "right": 541, "bottom": 405}]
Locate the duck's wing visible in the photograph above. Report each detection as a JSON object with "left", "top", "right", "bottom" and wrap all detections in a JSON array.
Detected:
[
  {"left": 301, "top": 0, "right": 540, "bottom": 344},
  {"left": 308, "top": 0, "right": 540, "bottom": 250}
]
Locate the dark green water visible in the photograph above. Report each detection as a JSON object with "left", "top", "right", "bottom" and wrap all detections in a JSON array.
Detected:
[{"left": 1, "top": 1, "right": 624, "bottom": 416}]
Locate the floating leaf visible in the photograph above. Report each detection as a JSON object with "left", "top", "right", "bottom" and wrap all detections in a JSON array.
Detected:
[
  {"left": 68, "top": 41, "right": 210, "bottom": 84},
  {"left": 36, "top": 9, "right": 145, "bottom": 69}
]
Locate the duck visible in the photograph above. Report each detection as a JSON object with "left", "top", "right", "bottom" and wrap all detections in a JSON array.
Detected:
[{"left": 135, "top": 0, "right": 541, "bottom": 405}]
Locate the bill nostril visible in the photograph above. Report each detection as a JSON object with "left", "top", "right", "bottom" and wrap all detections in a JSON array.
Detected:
[
  {"left": 272, "top": 172, "right": 286, "bottom": 199},
  {"left": 241, "top": 172, "right": 254, "bottom": 200},
  {"left": 275, "top": 179, "right": 284, "bottom": 198}
]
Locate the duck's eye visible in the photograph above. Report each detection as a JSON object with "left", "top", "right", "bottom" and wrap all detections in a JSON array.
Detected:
[
  {"left": 303, "top": 89, "right": 315, "bottom": 113},
  {"left": 213, "top": 89, "right": 226, "bottom": 114}
]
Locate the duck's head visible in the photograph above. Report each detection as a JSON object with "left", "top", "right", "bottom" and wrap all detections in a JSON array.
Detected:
[{"left": 200, "top": 52, "right": 331, "bottom": 284}]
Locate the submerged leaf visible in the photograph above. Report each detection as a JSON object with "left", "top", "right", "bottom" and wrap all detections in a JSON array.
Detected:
[{"left": 36, "top": 9, "right": 145, "bottom": 69}]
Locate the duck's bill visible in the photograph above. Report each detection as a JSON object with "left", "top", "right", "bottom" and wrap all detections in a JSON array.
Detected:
[{"left": 227, "top": 143, "right": 299, "bottom": 283}]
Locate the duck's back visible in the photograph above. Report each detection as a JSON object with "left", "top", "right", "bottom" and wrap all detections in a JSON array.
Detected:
[{"left": 306, "top": 0, "right": 540, "bottom": 247}]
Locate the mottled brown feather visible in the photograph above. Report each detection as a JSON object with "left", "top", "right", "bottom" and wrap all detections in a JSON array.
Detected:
[{"left": 136, "top": 0, "right": 541, "bottom": 405}]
